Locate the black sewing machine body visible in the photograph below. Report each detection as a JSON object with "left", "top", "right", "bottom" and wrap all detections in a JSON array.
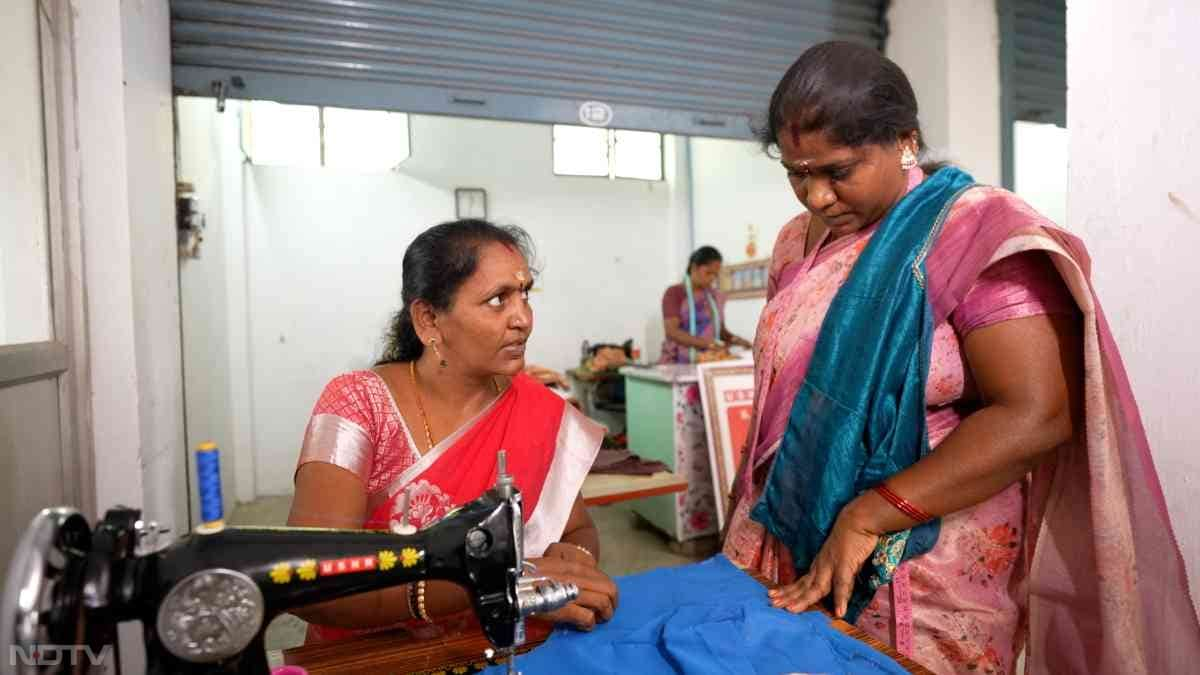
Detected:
[{"left": 3, "top": 470, "right": 573, "bottom": 674}]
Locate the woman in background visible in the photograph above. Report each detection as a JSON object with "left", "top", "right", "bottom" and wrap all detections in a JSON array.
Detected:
[{"left": 659, "top": 246, "right": 752, "bottom": 363}]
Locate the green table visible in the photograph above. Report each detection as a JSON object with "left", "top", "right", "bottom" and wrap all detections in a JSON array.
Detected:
[{"left": 620, "top": 365, "right": 718, "bottom": 542}]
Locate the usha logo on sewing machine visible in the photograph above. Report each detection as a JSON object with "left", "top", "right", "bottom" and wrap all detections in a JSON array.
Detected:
[{"left": 9, "top": 644, "right": 113, "bottom": 666}]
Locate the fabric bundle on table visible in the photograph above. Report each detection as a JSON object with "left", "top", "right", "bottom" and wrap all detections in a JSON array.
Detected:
[
  {"left": 486, "top": 555, "right": 906, "bottom": 674},
  {"left": 589, "top": 447, "right": 669, "bottom": 476}
]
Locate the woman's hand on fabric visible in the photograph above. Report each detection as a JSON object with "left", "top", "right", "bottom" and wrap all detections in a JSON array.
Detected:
[
  {"left": 526, "top": 556, "right": 619, "bottom": 630},
  {"left": 767, "top": 505, "right": 880, "bottom": 618},
  {"left": 544, "top": 541, "right": 597, "bottom": 567}
]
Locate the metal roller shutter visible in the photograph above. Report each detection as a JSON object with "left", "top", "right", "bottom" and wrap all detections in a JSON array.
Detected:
[{"left": 170, "top": 0, "right": 886, "bottom": 139}]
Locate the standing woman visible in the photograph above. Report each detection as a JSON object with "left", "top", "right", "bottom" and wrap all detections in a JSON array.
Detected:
[
  {"left": 722, "top": 41, "right": 1200, "bottom": 673},
  {"left": 659, "top": 246, "right": 752, "bottom": 363}
]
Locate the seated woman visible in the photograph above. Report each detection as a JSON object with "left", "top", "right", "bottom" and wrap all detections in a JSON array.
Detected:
[
  {"left": 723, "top": 41, "right": 1200, "bottom": 673},
  {"left": 659, "top": 246, "right": 751, "bottom": 363},
  {"left": 288, "top": 219, "right": 618, "bottom": 642}
]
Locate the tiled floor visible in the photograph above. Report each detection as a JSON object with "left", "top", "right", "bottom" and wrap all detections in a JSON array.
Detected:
[{"left": 228, "top": 495, "right": 714, "bottom": 655}]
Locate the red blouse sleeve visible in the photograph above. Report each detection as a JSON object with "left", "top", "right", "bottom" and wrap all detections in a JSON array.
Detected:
[
  {"left": 296, "top": 371, "right": 382, "bottom": 484},
  {"left": 661, "top": 284, "right": 686, "bottom": 321}
]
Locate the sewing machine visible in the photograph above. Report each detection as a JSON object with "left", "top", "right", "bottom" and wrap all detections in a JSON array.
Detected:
[{"left": 2, "top": 454, "right": 576, "bottom": 674}]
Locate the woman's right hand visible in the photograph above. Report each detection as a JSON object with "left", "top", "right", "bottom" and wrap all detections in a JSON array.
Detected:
[{"left": 525, "top": 556, "right": 619, "bottom": 631}]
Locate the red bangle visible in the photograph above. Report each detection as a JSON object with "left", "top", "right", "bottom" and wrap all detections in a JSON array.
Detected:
[{"left": 874, "top": 483, "right": 934, "bottom": 523}]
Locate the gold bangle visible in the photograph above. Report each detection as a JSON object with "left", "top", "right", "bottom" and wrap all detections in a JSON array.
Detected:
[
  {"left": 415, "top": 580, "right": 432, "bottom": 623},
  {"left": 406, "top": 582, "right": 418, "bottom": 619},
  {"left": 561, "top": 542, "right": 596, "bottom": 563}
]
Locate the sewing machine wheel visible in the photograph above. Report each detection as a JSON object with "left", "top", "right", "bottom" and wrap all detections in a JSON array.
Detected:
[
  {"left": 1, "top": 508, "right": 93, "bottom": 675},
  {"left": 155, "top": 569, "right": 264, "bottom": 663}
]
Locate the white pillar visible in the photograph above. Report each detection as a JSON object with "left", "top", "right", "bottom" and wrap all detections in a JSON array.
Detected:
[
  {"left": 74, "top": 0, "right": 146, "bottom": 515},
  {"left": 74, "top": 0, "right": 188, "bottom": 532},
  {"left": 177, "top": 98, "right": 255, "bottom": 509},
  {"left": 887, "top": 0, "right": 1002, "bottom": 186},
  {"left": 122, "top": 0, "right": 190, "bottom": 532},
  {"left": 1067, "top": 0, "right": 1200, "bottom": 592}
]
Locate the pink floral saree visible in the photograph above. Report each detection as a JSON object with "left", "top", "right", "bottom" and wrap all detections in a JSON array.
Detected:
[{"left": 723, "top": 168, "right": 1200, "bottom": 673}]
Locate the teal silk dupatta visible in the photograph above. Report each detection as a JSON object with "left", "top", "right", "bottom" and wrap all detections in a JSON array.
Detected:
[{"left": 751, "top": 167, "right": 975, "bottom": 622}]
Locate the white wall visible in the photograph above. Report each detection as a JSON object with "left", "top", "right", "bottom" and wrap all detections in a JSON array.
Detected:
[
  {"left": 181, "top": 111, "right": 689, "bottom": 496},
  {"left": 662, "top": 134, "right": 695, "bottom": 321},
  {"left": 945, "top": 0, "right": 1001, "bottom": 187},
  {"left": 887, "top": 0, "right": 951, "bottom": 160},
  {"left": 1014, "top": 121, "right": 1068, "bottom": 227},
  {"left": 0, "top": 0, "right": 53, "bottom": 346},
  {"left": 220, "top": 109, "right": 257, "bottom": 507},
  {"left": 888, "top": 0, "right": 1002, "bottom": 186},
  {"left": 177, "top": 97, "right": 245, "bottom": 513},
  {"left": 74, "top": 0, "right": 146, "bottom": 515},
  {"left": 1068, "top": 0, "right": 1200, "bottom": 593},
  {"left": 240, "top": 162, "right": 446, "bottom": 496},
  {"left": 73, "top": 0, "right": 187, "bottom": 532},
  {"left": 690, "top": 137, "right": 802, "bottom": 340},
  {"left": 398, "top": 115, "right": 681, "bottom": 370},
  {"left": 120, "top": 0, "right": 189, "bottom": 531},
  {"left": 894, "top": 1, "right": 1066, "bottom": 229}
]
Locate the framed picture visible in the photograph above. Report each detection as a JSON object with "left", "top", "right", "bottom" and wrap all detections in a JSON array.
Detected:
[
  {"left": 455, "top": 187, "right": 488, "bottom": 219},
  {"left": 697, "top": 359, "right": 755, "bottom": 530},
  {"left": 718, "top": 258, "right": 769, "bottom": 299}
]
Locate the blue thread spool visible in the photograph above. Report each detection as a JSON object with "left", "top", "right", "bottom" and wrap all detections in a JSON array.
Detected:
[{"left": 195, "top": 441, "right": 225, "bottom": 533}]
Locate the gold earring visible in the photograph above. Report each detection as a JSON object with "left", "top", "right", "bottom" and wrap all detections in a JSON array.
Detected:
[
  {"left": 429, "top": 339, "right": 447, "bottom": 368},
  {"left": 900, "top": 147, "right": 918, "bottom": 171}
]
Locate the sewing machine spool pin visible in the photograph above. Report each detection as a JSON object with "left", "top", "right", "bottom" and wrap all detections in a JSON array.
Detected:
[
  {"left": 496, "top": 449, "right": 515, "bottom": 498},
  {"left": 390, "top": 487, "right": 417, "bottom": 535}
]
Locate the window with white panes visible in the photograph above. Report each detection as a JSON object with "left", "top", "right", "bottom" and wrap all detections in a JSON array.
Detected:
[
  {"left": 240, "top": 101, "right": 410, "bottom": 171},
  {"left": 552, "top": 125, "right": 663, "bottom": 181}
]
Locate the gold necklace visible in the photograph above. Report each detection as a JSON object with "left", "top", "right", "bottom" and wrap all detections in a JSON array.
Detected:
[
  {"left": 409, "top": 360, "right": 436, "bottom": 451},
  {"left": 408, "top": 361, "right": 501, "bottom": 451}
]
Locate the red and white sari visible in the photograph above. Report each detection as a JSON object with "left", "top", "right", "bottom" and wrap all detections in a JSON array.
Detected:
[{"left": 295, "top": 370, "right": 604, "bottom": 642}]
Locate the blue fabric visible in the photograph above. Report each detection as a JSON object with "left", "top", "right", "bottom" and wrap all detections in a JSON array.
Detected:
[
  {"left": 751, "top": 167, "right": 976, "bottom": 623},
  {"left": 484, "top": 555, "right": 906, "bottom": 675}
]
